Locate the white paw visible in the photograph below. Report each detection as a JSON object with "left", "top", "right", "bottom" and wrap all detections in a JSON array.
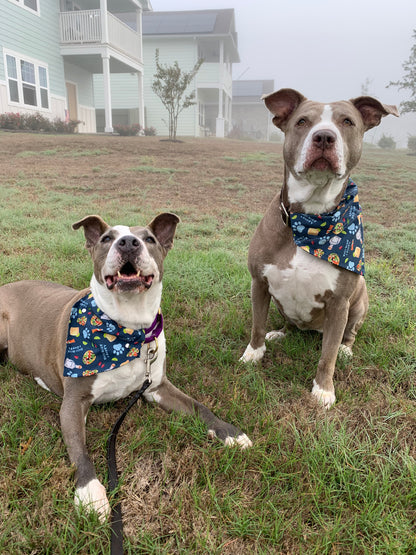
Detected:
[
  {"left": 338, "top": 344, "right": 353, "bottom": 359},
  {"left": 239, "top": 343, "right": 266, "bottom": 363},
  {"left": 74, "top": 479, "right": 110, "bottom": 523},
  {"left": 265, "top": 330, "right": 285, "bottom": 341},
  {"left": 224, "top": 433, "right": 253, "bottom": 450},
  {"left": 311, "top": 380, "right": 336, "bottom": 409}
]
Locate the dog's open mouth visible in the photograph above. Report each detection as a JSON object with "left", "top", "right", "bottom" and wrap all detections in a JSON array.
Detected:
[{"left": 105, "top": 262, "right": 154, "bottom": 292}]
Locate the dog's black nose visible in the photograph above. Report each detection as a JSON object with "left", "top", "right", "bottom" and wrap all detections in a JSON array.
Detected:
[
  {"left": 117, "top": 235, "right": 141, "bottom": 252},
  {"left": 312, "top": 129, "right": 337, "bottom": 149}
]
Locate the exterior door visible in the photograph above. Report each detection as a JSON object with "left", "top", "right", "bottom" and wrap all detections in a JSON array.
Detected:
[{"left": 66, "top": 82, "right": 78, "bottom": 122}]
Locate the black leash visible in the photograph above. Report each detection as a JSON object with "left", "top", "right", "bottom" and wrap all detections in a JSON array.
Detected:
[{"left": 106, "top": 342, "right": 157, "bottom": 555}]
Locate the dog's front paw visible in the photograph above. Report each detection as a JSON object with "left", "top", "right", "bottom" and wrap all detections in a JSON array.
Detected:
[
  {"left": 75, "top": 479, "right": 110, "bottom": 522},
  {"left": 239, "top": 343, "right": 266, "bottom": 363},
  {"left": 311, "top": 380, "right": 336, "bottom": 409},
  {"left": 208, "top": 428, "right": 253, "bottom": 450},
  {"left": 224, "top": 433, "right": 253, "bottom": 449}
]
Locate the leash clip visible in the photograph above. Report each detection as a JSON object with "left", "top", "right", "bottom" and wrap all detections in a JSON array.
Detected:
[{"left": 144, "top": 337, "right": 158, "bottom": 383}]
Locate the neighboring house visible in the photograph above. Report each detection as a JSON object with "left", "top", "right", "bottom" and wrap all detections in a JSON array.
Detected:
[
  {"left": 0, "top": 0, "right": 151, "bottom": 133},
  {"left": 143, "top": 9, "right": 239, "bottom": 138},
  {"left": 94, "top": 8, "right": 239, "bottom": 137},
  {"left": 232, "top": 80, "right": 275, "bottom": 141}
]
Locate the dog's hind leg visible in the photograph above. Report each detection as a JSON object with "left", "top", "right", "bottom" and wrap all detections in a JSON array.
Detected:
[{"left": 145, "top": 378, "right": 252, "bottom": 449}]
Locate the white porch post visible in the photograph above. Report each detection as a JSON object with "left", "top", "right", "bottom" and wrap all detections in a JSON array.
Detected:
[
  {"left": 138, "top": 70, "right": 145, "bottom": 129},
  {"left": 100, "top": 0, "right": 113, "bottom": 133},
  {"left": 102, "top": 54, "right": 113, "bottom": 133},
  {"left": 216, "top": 39, "right": 225, "bottom": 138}
]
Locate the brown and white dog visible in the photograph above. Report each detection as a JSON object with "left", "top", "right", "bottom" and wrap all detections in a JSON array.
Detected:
[
  {"left": 0, "top": 213, "right": 251, "bottom": 521},
  {"left": 241, "top": 88, "right": 398, "bottom": 408}
]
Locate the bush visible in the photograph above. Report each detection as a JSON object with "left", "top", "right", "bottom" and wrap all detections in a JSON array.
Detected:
[
  {"left": 52, "top": 118, "right": 80, "bottom": 134},
  {"left": 144, "top": 126, "right": 157, "bottom": 136},
  {"left": 378, "top": 134, "right": 396, "bottom": 150},
  {"left": 407, "top": 135, "right": 416, "bottom": 155},
  {"left": 0, "top": 112, "right": 80, "bottom": 133},
  {"left": 113, "top": 123, "right": 142, "bottom": 136}
]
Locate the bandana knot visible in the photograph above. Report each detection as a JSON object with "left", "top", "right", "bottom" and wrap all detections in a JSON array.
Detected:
[
  {"left": 290, "top": 179, "right": 365, "bottom": 275},
  {"left": 64, "top": 293, "right": 163, "bottom": 377}
]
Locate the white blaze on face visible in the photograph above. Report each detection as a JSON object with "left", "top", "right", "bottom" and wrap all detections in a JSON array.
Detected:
[{"left": 294, "top": 105, "right": 346, "bottom": 177}]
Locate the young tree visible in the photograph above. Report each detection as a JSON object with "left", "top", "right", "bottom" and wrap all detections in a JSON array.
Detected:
[
  {"left": 388, "top": 29, "right": 416, "bottom": 113},
  {"left": 152, "top": 50, "right": 203, "bottom": 141}
]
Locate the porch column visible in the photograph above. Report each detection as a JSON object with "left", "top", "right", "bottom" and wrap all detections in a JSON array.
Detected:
[
  {"left": 102, "top": 54, "right": 113, "bottom": 133},
  {"left": 216, "top": 39, "right": 225, "bottom": 138},
  {"left": 138, "top": 70, "right": 145, "bottom": 129}
]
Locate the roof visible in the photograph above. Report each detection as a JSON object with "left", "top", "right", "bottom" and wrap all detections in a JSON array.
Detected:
[
  {"left": 143, "top": 9, "right": 235, "bottom": 36},
  {"left": 233, "top": 80, "right": 275, "bottom": 99}
]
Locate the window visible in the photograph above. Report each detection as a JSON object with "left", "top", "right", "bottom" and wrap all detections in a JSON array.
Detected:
[
  {"left": 9, "top": 0, "right": 39, "bottom": 15},
  {"left": 5, "top": 52, "right": 49, "bottom": 110}
]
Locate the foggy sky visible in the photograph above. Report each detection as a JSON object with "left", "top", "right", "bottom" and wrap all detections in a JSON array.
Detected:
[{"left": 151, "top": 0, "right": 416, "bottom": 145}]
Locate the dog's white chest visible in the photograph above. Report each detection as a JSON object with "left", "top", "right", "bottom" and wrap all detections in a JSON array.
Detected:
[
  {"left": 90, "top": 333, "right": 165, "bottom": 404},
  {"left": 263, "top": 248, "right": 339, "bottom": 329}
]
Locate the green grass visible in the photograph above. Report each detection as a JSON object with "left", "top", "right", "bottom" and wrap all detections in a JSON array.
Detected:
[{"left": 0, "top": 135, "right": 415, "bottom": 554}]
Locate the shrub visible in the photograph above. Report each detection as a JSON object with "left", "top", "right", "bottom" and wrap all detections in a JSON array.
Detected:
[
  {"left": 407, "top": 135, "right": 416, "bottom": 155},
  {"left": 113, "top": 123, "right": 142, "bottom": 136},
  {"left": 0, "top": 111, "right": 80, "bottom": 133},
  {"left": 378, "top": 134, "right": 396, "bottom": 150},
  {"left": 0, "top": 112, "right": 24, "bottom": 130},
  {"left": 52, "top": 118, "right": 80, "bottom": 134},
  {"left": 144, "top": 126, "right": 157, "bottom": 136}
]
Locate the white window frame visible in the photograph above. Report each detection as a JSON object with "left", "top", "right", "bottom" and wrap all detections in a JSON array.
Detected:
[
  {"left": 4, "top": 50, "right": 50, "bottom": 112},
  {"left": 8, "top": 0, "right": 40, "bottom": 16}
]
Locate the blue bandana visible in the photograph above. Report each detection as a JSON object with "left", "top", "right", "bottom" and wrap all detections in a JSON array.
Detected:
[
  {"left": 64, "top": 293, "right": 163, "bottom": 377},
  {"left": 290, "top": 179, "right": 365, "bottom": 275}
]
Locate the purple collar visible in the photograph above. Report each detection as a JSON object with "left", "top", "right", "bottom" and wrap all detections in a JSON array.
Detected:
[{"left": 64, "top": 292, "right": 163, "bottom": 378}]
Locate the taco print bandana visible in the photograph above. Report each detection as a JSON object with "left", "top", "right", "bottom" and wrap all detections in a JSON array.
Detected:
[
  {"left": 64, "top": 292, "right": 163, "bottom": 377},
  {"left": 290, "top": 179, "right": 365, "bottom": 275}
]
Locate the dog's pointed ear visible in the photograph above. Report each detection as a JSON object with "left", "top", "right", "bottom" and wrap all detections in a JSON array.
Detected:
[
  {"left": 72, "top": 215, "right": 110, "bottom": 249},
  {"left": 350, "top": 96, "right": 399, "bottom": 131},
  {"left": 148, "top": 212, "right": 180, "bottom": 251},
  {"left": 262, "top": 88, "right": 307, "bottom": 131}
]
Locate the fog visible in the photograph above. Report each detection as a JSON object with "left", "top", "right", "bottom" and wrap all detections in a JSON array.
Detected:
[{"left": 152, "top": 0, "right": 416, "bottom": 146}]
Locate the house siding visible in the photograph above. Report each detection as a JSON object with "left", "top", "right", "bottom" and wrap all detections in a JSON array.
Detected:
[
  {"left": 143, "top": 38, "right": 199, "bottom": 137},
  {"left": 0, "top": 0, "right": 66, "bottom": 114}
]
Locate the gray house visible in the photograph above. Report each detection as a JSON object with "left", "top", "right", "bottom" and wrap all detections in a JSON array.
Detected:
[
  {"left": 94, "top": 8, "right": 239, "bottom": 137},
  {"left": 232, "top": 80, "right": 275, "bottom": 140},
  {"left": 0, "top": 0, "right": 151, "bottom": 132}
]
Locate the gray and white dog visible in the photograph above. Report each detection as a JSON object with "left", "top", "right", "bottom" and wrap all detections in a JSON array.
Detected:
[{"left": 0, "top": 212, "right": 251, "bottom": 520}]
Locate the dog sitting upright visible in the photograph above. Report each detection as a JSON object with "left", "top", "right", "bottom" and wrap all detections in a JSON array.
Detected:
[
  {"left": 0, "top": 212, "right": 251, "bottom": 521},
  {"left": 241, "top": 88, "right": 398, "bottom": 408}
]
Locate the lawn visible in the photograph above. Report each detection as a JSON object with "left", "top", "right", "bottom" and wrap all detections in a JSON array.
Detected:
[{"left": 0, "top": 131, "right": 415, "bottom": 554}]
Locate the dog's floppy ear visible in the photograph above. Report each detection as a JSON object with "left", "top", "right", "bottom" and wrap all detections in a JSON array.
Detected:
[
  {"left": 72, "top": 215, "right": 110, "bottom": 249},
  {"left": 262, "top": 88, "right": 307, "bottom": 131},
  {"left": 148, "top": 212, "right": 180, "bottom": 251},
  {"left": 349, "top": 96, "right": 399, "bottom": 131}
]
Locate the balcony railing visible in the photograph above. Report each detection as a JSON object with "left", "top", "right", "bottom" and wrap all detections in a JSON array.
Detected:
[{"left": 60, "top": 10, "right": 141, "bottom": 62}]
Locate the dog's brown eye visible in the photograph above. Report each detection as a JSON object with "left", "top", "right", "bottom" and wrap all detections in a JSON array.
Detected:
[
  {"left": 101, "top": 235, "right": 111, "bottom": 243},
  {"left": 343, "top": 118, "right": 354, "bottom": 126},
  {"left": 145, "top": 236, "right": 156, "bottom": 244},
  {"left": 297, "top": 118, "right": 306, "bottom": 126}
]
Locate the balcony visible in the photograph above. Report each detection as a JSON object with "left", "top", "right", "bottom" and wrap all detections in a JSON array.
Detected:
[{"left": 59, "top": 10, "right": 141, "bottom": 64}]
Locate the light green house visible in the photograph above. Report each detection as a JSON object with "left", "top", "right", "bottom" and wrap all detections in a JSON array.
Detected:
[
  {"left": 94, "top": 9, "right": 239, "bottom": 137},
  {"left": 0, "top": 0, "right": 151, "bottom": 133}
]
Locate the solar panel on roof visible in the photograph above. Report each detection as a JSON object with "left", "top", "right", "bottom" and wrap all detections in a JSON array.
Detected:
[
  {"left": 143, "top": 12, "right": 217, "bottom": 34},
  {"left": 233, "top": 81, "right": 264, "bottom": 97}
]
